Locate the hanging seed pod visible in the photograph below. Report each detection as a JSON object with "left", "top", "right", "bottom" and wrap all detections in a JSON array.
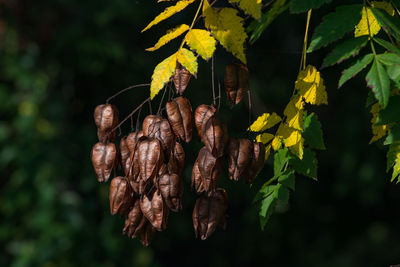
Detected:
[
  {"left": 192, "top": 188, "right": 228, "bottom": 240},
  {"left": 202, "top": 117, "right": 229, "bottom": 158},
  {"left": 159, "top": 173, "right": 183, "bottom": 212},
  {"left": 174, "top": 141, "right": 185, "bottom": 174},
  {"left": 191, "top": 161, "right": 205, "bottom": 194},
  {"left": 137, "top": 138, "right": 163, "bottom": 183},
  {"left": 91, "top": 142, "right": 117, "bottom": 182},
  {"left": 138, "top": 220, "right": 156, "bottom": 247},
  {"left": 130, "top": 179, "right": 140, "bottom": 195},
  {"left": 94, "top": 104, "right": 119, "bottom": 132},
  {"left": 120, "top": 136, "right": 130, "bottom": 175},
  {"left": 109, "top": 176, "right": 134, "bottom": 217},
  {"left": 173, "top": 63, "right": 192, "bottom": 95},
  {"left": 97, "top": 128, "right": 117, "bottom": 143},
  {"left": 142, "top": 115, "right": 162, "bottom": 135},
  {"left": 140, "top": 189, "right": 169, "bottom": 231},
  {"left": 226, "top": 138, "right": 253, "bottom": 181},
  {"left": 242, "top": 142, "right": 266, "bottom": 184},
  {"left": 126, "top": 131, "right": 144, "bottom": 152},
  {"left": 194, "top": 104, "right": 217, "bottom": 139},
  {"left": 196, "top": 147, "right": 222, "bottom": 193},
  {"left": 224, "top": 63, "right": 249, "bottom": 105},
  {"left": 166, "top": 97, "right": 193, "bottom": 143},
  {"left": 123, "top": 199, "right": 143, "bottom": 238},
  {"left": 143, "top": 116, "right": 175, "bottom": 153}
]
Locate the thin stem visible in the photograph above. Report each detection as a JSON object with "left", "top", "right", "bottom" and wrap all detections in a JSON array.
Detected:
[
  {"left": 179, "top": 0, "right": 204, "bottom": 50},
  {"left": 157, "top": 84, "right": 168, "bottom": 115},
  {"left": 263, "top": 176, "right": 279, "bottom": 187},
  {"left": 106, "top": 83, "right": 150, "bottom": 103},
  {"left": 212, "top": 55, "right": 216, "bottom": 105},
  {"left": 299, "top": 9, "right": 312, "bottom": 72},
  {"left": 148, "top": 100, "right": 153, "bottom": 115},
  {"left": 135, "top": 106, "right": 142, "bottom": 132}
]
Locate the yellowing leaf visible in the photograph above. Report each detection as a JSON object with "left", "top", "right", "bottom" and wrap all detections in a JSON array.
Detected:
[
  {"left": 284, "top": 96, "right": 304, "bottom": 130},
  {"left": 248, "top": 112, "right": 282, "bottom": 132},
  {"left": 265, "top": 144, "right": 272, "bottom": 161},
  {"left": 372, "top": 1, "right": 395, "bottom": 16},
  {"left": 184, "top": 29, "right": 217, "bottom": 60},
  {"left": 142, "top": 0, "right": 195, "bottom": 32},
  {"left": 229, "top": 0, "right": 262, "bottom": 20},
  {"left": 203, "top": 0, "right": 248, "bottom": 63},
  {"left": 369, "top": 102, "right": 389, "bottom": 143},
  {"left": 295, "top": 65, "right": 328, "bottom": 105},
  {"left": 354, "top": 7, "right": 381, "bottom": 38},
  {"left": 289, "top": 137, "right": 304, "bottom": 159},
  {"left": 271, "top": 136, "right": 282, "bottom": 151},
  {"left": 146, "top": 24, "right": 189, "bottom": 51},
  {"left": 256, "top": 133, "right": 274, "bottom": 144},
  {"left": 275, "top": 124, "right": 302, "bottom": 147},
  {"left": 176, "top": 48, "right": 198, "bottom": 75},
  {"left": 150, "top": 53, "right": 177, "bottom": 99}
]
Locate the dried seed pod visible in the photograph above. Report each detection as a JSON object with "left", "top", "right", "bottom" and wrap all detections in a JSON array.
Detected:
[
  {"left": 159, "top": 173, "right": 183, "bottom": 212},
  {"left": 97, "top": 128, "right": 116, "bottom": 143},
  {"left": 143, "top": 116, "right": 175, "bottom": 153},
  {"left": 126, "top": 131, "right": 143, "bottom": 152},
  {"left": 142, "top": 115, "right": 162, "bottom": 135},
  {"left": 137, "top": 138, "right": 163, "bottom": 183},
  {"left": 174, "top": 141, "right": 185, "bottom": 175},
  {"left": 173, "top": 63, "right": 191, "bottom": 95},
  {"left": 120, "top": 136, "right": 130, "bottom": 175},
  {"left": 191, "top": 161, "right": 205, "bottom": 194},
  {"left": 94, "top": 104, "right": 119, "bottom": 131},
  {"left": 91, "top": 142, "right": 117, "bottom": 182},
  {"left": 224, "top": 63, "right": 249, "bottom": 105},
  {"left": 123, "top": 199, "right": 143, "bottom": 238},
  {"left": 196, "top": 147, "right": 222, "bottom": 193},
  {"left": 140, "top": 189, "right": 169, "bottom": 231},
  {"left": 166, "top": 97, "right": 193, "bottom": 143},
  {"left": 202, "top": 117, "right": 229, "bottom": 158},
  {"left": 226, "top": 138, "right": 253, "bottom": 181},
  {"left": 130, "top": 179, "right": 140, "bottom": 195},
  {"left": 192, "top": 188, "right": 228, "bottom": 240},
  {"left": 242, "top": 142, "right": 265, "bottom": 184},
  {"left": 194, "top": 104, "right": 217, "bottom": 139},
  {"left": 109, "top": 176, "right": 134, "bottom": 217},
  {"left": 138, "top": 220, "right": 156, "bottom": 247}
]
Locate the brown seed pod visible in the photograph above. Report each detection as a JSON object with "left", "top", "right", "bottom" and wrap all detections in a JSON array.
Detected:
[
  {"left": 242, "top": 142, "right": 266, "bottom": 184},
  {"left": 174, "top": 141, "right": 185, "bottom": 175},
  {"left": 122, "top": 199, "right": 143, "bottom": 238},
  {"left": 140, "top": 189, "right": 169, "bottom": 231},
  {"left": 137, "top": 138, "right": 163, "bottom": 183},
  {"left": 142, "top": 115, "right": 162, "bottom": 135},
  {"left": 224, "top": 63, "right": 249, "bottom": 105},
  {"left": 194, "top": 104, "right": 217, "bottom": 139},
  {"left": 97, "top": 128, "right": 116, "bottom": 143},
  {"left": 192, "top": 188, "right": 228, "bottom": 240},
  {"left": 130, "top": 179, "right": 140, "bottom": 195},
  {"left": 91, "top": 142, "right": 117, "bottom": 182},
  {"left": 120, "top": 136, "right": 130, "bottom": 176},
  {"left": 196, "top": 146, "right": 222, "bottom": 193},
  {"left": 143, "top": 116, "right": 175, "bottom": 153},
  {"left": 191, "top": 161, "right": 205, "bottom": 195},
  {"left": 202, "top": 117, "right": 229, "bottom": 158},
  {"left": 159, "top": 173, "right": 183, "bottom": 212},
  {"left": 109, "top": 176, "right": 134, "bottom": 217},
  {"left": 173, "top": 63, "right": 192, "bottom": 95},
  {"left": 226, "top": 138, "right": 253, "bottom": 181},
  {"left": 126, "top": 131, "right": 144, "bottom": 153},
  {"left": 94, "top": 104, "right": 119, "bottom": 132},
  {"left": 166, "top": 97, "right": 193, "bottom": 143},
  {"left": 138, "top": 219, "right": 156, "bottom": 247}
]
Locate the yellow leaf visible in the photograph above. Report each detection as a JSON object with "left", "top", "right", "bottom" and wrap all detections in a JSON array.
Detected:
[
  {"left": 295, "top": 65, "right": 328, "bottom": 105},
  {"left": 150, "top": 53, "right": 177, "bottom": 99},
  {"left": 229, "top": 0, "right": 262, "bottom": 20},
  {"left": 372, "top": 1, "right": 395, "bottom": 16},
  {"left": 265, "top": 144, "right": 272, "bottom": 161},
  {"left": 271, "top": 136, "right": 282, "bottom": 151},
  {"left": 369, "top": 102, "right": 389, "bottom": 143},
  {"left": 146, "top": 24, "right": 189, "bottom": 51},
  {"left": 203, "top": 0, "right": 247, "bottom": 64},
  {"left": 248, "top": 112, "right": 282, "bottom": 132},
  {"left": 289, "top": 137, "right": 304, "bottom": 159},
  {"left": 184, "top": 29, "right": 217, "bottom": 60},
  {"left": 256, "top": 133, "right": 274, "bottom": 144},
  {"left": 275, "top": 124, "right": 301, "bottom": 147},
  {"left": 176, "top": 48, "right": 198, "bottom": 75},
  {"left": 354, "top": 7, "right": 381, "bottom": 38},
  {"left": 284, "top": 95, "right": 304, "bottom": 130},
  {"left": 142, "top": 0, "right": 195, "bottom": 32}
]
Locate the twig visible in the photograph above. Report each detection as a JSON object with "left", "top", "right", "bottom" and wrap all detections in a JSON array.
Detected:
[
  {"left": 218, "top": 80, "right": 222, "bottom": 110},
  {"left": 158, "top": 84, "right": 168, "bottom": 114},
  {"left": 247, "top": 90, "right": 252, "bottom": 128},
  {"left": 106, "top": 83, "right": 150, "bottom": 103},
  {"left": 212, "top": 55, "right": 216, "bottom": 105}
]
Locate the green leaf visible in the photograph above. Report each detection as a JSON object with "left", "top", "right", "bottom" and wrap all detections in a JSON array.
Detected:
[
  {"left": 387, "top": 141, "right": 400, "bottom": 172},
  {"left": 308, "top": 5, "right": 363, "bottom": 52},
  {"left": 258, "top": 185, "right": 279, "bottom": 229},
  {"left": 339, "top": 53, "right": 374, "bottom": 88},
  {"left": 371, "top": 8, "right": 400, "bottom": 40},
  {"left": 277, "top": 185, "right": 290, "bottom": 203},
  {"left": 387, "top": 64, "right": 400, "bottom": 82},
  {"left": 366, "top": 58, "right": 391, "bottom": 108},
  {"left": 377, "top": 53, "right": 400, "bottom": 66},
  {"left": 303, "top": 113, "right": 326, "bottom": 150},
  {"left": 376, "top": 95, "right": 400, "bottom": 124},
  {"left": 384, "top": 124, "right": 400, "bottom": 145},
  {"left": 273, "top": 148, "right": 293, "bottom": 176},
  {"left": 322, "top": 37, "right": 368, "bottom": 67},
  {"left": 289, "top": 148, "right": 318, "bottom": 180},
  {"left": 278, "top": 170, "right": 295, "bottom": 190},
  {"left": 290, "top": 0, "right": 331, "bottom": 14},
  {"left": 254, "top": 183, "right": 277, "bottom": 204},
  {"left": 373, "top": 37, "right": 400, "bottom": 54}
]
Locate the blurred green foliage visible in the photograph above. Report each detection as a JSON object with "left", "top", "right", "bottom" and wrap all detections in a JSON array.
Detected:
[{"left": 1, "top": 0, "right": 400, "bottom": 266}]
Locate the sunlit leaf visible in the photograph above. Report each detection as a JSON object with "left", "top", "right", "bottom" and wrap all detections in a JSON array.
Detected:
[
  {"left": 230, "top": 0, "right": 262, "bottom": 20},
  {"left": 248, "top": 112, "right": 282, "bottom": 132},
  {"left": 146, "top": 24, "right": 189, "bottom": 51},
  {"left": 354, "top": 7, "right": 381, "bottom": 38},
  {"left": 256, "top": 133, "right": 274, "bottom": 144},
  {"left": 176, "top": 48, "right": 198, "bottom": 75},
  {"left": 284, "top": 95, "right": 304, "bottom": 131},
  {"left": 295, "top": 65, "right": 328, "bottom": 105},
  {"left": 184, "top": 29, "right": 216, "bottom": 60},
  {"left": 369, "top": 102, "right": 389, "bottom": 143},
  {"left": 150, "top": 53, "right": 177, "bottom": 99}
]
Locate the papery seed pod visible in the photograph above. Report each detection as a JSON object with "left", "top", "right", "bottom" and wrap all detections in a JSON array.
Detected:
[
  {"left": 194, "top": 104, "right": 217, "bottom": 139},
  {"left": 242, "top": 142, "right": 265, "bottom": 184},
  {"left": 109, "top": 176, "right": 134, "bottom": 217},
  {"left": 120, "top": 136, "right": 130, "bottom": 175},
  {"left": 137, "top": 138, "right": 163, "bottom": 183},
  {"left": 192, "top": 188, "right": 228, "bottom": 240},
  {"left": 143, "top": 116, "right": 175, "bottom": 153},
  {"left": 91, "top": 142, "right": 117, "bottom": 182},
  {"left": 196, "top": 147, "right": 222, "bottom": 193},
  {"left": 138, "top": 220, "right": 156, "bottom": 247},
  {"left": 126, "top": 131, "right": 144, "bottom": 153},
  {"left": 97, "top": 128, "right": 116, "bottom": 143},
  {"left": 123, "top": 199, "right": 143, "bottom": 238},
  {"left": 130, "top": 179, "right": 140, "bottom": 195},
  {"left": 191, "top": 161, "right": 204, "bottom": 194},
  {"left": 224, "top": 63, "right": 249, "bottom": 105},
  {"left": 173, "top": 63, "right": 192, "bottom": 95},
  {"left": 202, "top": 117, "right": 229, "bottom": 158},
  {"left": 140, "top": 189, "right": 168, "bottom": 231},
  {"left": 142, "top": 115, "right": 162, "bottom": 136},
  {"left": 174, "top": 141, "right": 185, "bottom": 175},
  {"left": 94, "top": 104, "right": 119, "bottom": 131},
  {"left": 166, "top": 97, "right": 193, "bottom": 143},
  {"left": 226, "top": 138, "right": 253, "bottom": 181},
  {"left": 159, "top": 173, "right": 183, "bottom": 212}
]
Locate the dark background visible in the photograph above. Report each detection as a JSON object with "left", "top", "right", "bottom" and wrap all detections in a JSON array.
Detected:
[{"left": 1, "top": 0, "right": 400, "bottom": 266}]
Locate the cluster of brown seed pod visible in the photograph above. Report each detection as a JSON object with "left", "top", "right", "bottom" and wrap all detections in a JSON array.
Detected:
[{"left": 90, "top": 62, "right": 263, "bottom": 246}]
